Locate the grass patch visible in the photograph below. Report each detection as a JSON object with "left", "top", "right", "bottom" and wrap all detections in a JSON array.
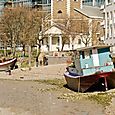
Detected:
[
  {"left": 58, "top": 91, "right": 115, "bottom": 107},
  {"left": 35, "top": 79, "right": 65, "bottom": 88},
  {"left": 34, "top": 79, "right": 66, "bottom": 92},
  {"left": 58, "top": 93, "right": 83, "bottom": 100},
  {"left": 37, "top": 87, "right": 58, "bottom": 92},
  {"left": 35, "top": 79, "right": 114, "bottom": 107},
  {"left": 87, "top": 92, "right": 112, "bottom": 107}
]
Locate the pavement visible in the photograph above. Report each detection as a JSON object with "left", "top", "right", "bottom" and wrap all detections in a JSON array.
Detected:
[{"left": 0, "top": 64, "right": 67, "bottom": 81}]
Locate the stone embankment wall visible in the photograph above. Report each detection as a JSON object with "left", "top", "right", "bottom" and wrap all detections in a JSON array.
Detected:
[{"left": 47, "top": 56, "right": 69, "bottom": 65}]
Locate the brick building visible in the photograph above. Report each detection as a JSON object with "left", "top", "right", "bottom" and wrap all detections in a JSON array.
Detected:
[{"left": 40, "top": 0, "right": 103, "bottom": 52}]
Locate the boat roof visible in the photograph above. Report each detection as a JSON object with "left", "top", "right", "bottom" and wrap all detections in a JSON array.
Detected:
[{"left": 76, "top": 45, "right": 111, "bottom": 51}]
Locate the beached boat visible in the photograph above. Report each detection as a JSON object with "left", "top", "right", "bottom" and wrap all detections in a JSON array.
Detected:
[
  {"left": 64, "top": 45, "right": 115, "bottom": 92},
  {"left": 0, "top": 58, "right": 17, "bottom": 74}
]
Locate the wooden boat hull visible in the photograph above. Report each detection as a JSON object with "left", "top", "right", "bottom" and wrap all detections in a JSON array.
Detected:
[
  {"left": 64, "top": 72, "right": 100, "bottom": 92},
  {"left": 64, "top": 71, "right": 115, "bottom": 92},
  {"left": 0, "top": 58, "right": 17, "bottom": 71}
]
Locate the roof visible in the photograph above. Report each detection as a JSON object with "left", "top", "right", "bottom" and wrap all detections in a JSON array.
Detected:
[
  {"left": 44, "top": 22, "right": 70, "bottom": 35},
  {"left": 44, "top": 25, "right": 62, "bottom": 35},
  {"left": 74, "top": 6, "right": 103, "bottom": 19},
  {"left": 77, "top": 45, "right": 111, "bottom": 51}
]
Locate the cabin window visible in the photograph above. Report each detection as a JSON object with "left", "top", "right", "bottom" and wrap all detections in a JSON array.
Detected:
[
  {"left": 84, "top": 51, "right": 90, "bottom": 59},
  {"left": 98, "top": 48, "right": 109, "bottom": 54},
  {"left": 81, "top": 51, "right": 91, "bottom": 59},
  {"left": 80, "top": 51, "right": 85, "bottom": 59},
  {"left": 92, "top": 48, "right": 97, "bottom": 54},
  {"left": 80, "top": 50, "right": 91, "bottom": 59}
]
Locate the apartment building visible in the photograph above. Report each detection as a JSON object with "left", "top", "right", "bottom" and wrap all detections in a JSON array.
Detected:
[
  {"left": 32, "top": 0, "right": 51, "bottom": 12},
  {"left": 0, "top": 0, "right": 51, "bottom": 12},
  {"left": 101, "top": 0, "right": 115, "bottom": 53},
  {"left": 82, "top": 0, "right": 105, "bottom": 7},
  {"left": 0, "top": 0, "right": 31, "bottom": 13}
]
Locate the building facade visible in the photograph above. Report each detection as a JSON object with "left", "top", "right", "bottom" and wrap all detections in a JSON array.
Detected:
[
  {"left": 41, "top": 0, "right": 84, "bottom": 52},
  {"left": 32, "top": 0, "right": 51, "bottom": 12},
  {"left": 82, "top": 0, "right": 105, "bottom": 7},
  {"left": 51, "top": 0, "right": 81, "bottom": 21},
  {"left": 101, "top": 0, "right": 115, "bottom": 53},
  {"left": 39, "top": 0, "right": 103, "bottom": 52},
  {"left": 0, "top": 0, "right": 104, "bottom": 53},
  {"left": 0, "top": 0, "right": 31, "bottom": 14}
]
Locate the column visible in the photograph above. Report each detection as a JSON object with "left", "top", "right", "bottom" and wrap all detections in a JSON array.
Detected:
[
  {"left": 59, "top": 35, "right": 62, "bottom": 51},
  {"left": 48, "top": 35, "right": 52, "bottom": 51},
  {"left": 69, "top": 36, "right": 73, "bottom": 50},
  {"left": 92, "top": 0, "right": 95, "bottom": 6},
  {"left": 112, "top": 10, "right": 114, "bottom": 39},
  {"left": 105, "top": 12, "right": 108, "bottom": 39}
]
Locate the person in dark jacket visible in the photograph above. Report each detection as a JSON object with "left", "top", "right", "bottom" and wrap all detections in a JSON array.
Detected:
[{"left": 43, "top": 56, "right": 48, "bottom": 66}]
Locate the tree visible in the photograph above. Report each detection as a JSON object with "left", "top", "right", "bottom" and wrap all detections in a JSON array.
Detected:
[
  {"left": 55, "top": 18, "right": 77, "bottom": 51},
  {"left": 54, "top": 14, "right": 103, "bottom": 49},
  {"left": 0, "top": 7, "right": 23, "bottom": 56},
  {"left": 0, "top": 5, "right": 48, "bottom": 68},
  {"left": 91, "top": 20, "right": 104, "bottom": 45}
]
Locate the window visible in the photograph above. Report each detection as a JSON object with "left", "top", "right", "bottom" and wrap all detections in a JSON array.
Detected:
[
  {"left": 80, "top": 51, "right": 85, "bottom": 59},
  {"left": 78, "top": 39, "right": 81, "bottom": 44},
  {"left": 110, "top": 11, "right": 112, "bottom": 20},
  {"left": 57, "top": 10, "right": 62, "bottom": 18},
  {"left": 113, "top": 10, "right": 115, "bottom": 18},
  {"left": 80, "top": 50, "right": 90, "bottom": 59},
  {"left": 108, "top": 0, "right": 112, "bottom": 4},
  {"left": 107, "top": 12, "right": 109, "bottom": 19},
  {"left": 58, "top": 10, "right": 62, "bottom": 13}
]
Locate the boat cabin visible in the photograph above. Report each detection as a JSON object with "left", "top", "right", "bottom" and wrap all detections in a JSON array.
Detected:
[{"left": 74, "top": 45, "right": 114, "bottom": 76}]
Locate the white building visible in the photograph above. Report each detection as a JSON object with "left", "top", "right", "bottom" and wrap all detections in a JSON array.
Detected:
[
  {"left": 101, "top": 0, "right": 115, "bottom": 53},
  {"left": 82, "top": 0, "right": 105, "bottom": 7}
]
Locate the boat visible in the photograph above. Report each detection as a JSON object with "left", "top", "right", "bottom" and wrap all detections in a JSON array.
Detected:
[
  {"left": 0, "top": 58, "right": 17, "bottom": 74},
  {"left": 64, "top": 45, "right": 115, "bottom": 92}
]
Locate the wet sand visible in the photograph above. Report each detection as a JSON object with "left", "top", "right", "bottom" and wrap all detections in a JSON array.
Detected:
[{"left": 0, "top": 64, "right": 114, "bottom": 115}]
